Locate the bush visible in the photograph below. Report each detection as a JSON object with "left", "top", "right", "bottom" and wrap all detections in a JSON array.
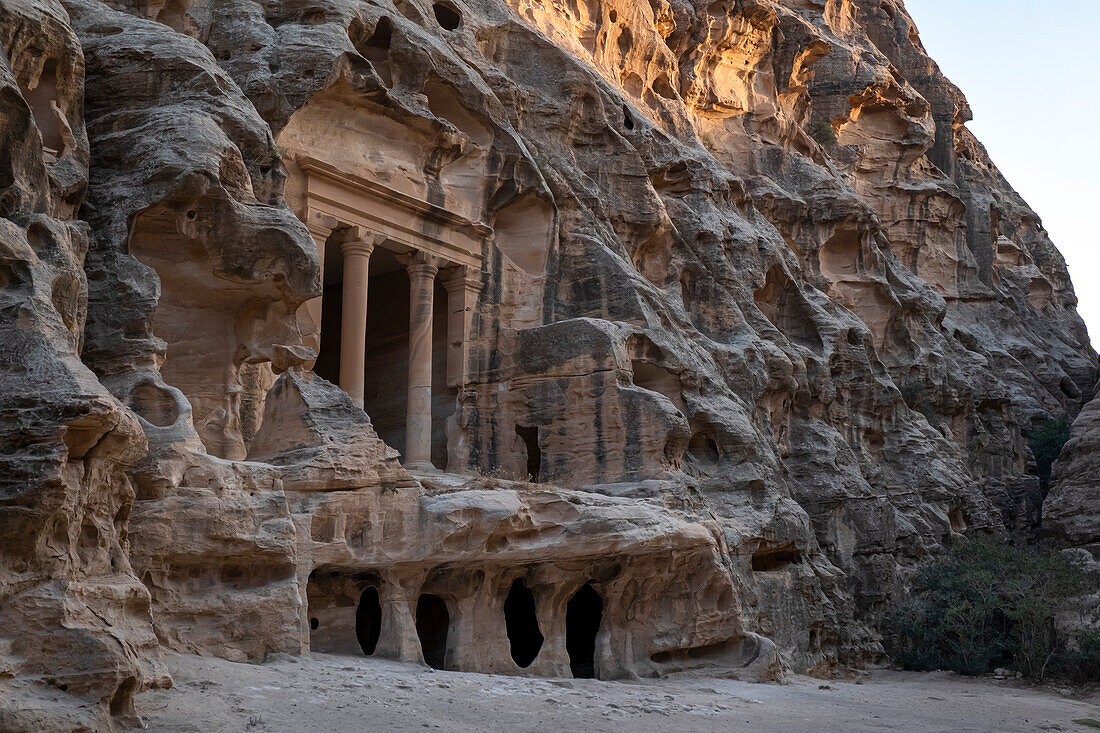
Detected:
[
  {"left": 806, "top": 119, "right": 837, "bottom": 147},
  {"left": 1029, "top": 418, "right": 1071, "bottom": 488},
  {"left": 886, "top": 535, "right": 1091, "bottom": 681},
  {"left": 1057, "top": 628, "right": 1100, "bottom": 684}
]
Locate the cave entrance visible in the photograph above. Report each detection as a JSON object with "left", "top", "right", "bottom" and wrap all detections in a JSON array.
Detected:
[
  {"left": 503, "top": 579, "right": 544, "bottom": 668},
  {"left": 415, "top": 593, "right": 450, "bottom": 669},
  {"left": 566, "top": 583, "right": 603, "bottom": 679},
  {"left": 356, "top": 586, "right": 382, "bottom": 655},
  {"left": 515, "top": 425, "right": 541, "bottom": 482}
]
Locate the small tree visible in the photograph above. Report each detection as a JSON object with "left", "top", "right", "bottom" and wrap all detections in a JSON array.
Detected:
[
  {"left": 1028, "top": 418, "right": 1071, "bottom": 489},
  {"left": 806, "top": 119, "right": 837, "bottom": 147},
  {"left": 887, "top": 535, "right": 1091, "bottom": 681}
]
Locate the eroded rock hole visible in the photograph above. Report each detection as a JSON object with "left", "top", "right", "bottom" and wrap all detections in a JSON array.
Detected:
[
  {"left": 432, "top": 2, "right": 461, "bottom": 30},
  {"left": 351, "top": 17, "right": 393, "bottom": 88},
  {"left": 515, "top": 425, "right": 541, "bottom": 482},
  {"left": 617, "top": 25, "right": 632, "bottom": 58},
  {"left": 652, "top": 73, "right": 677, "bottom": 99},
  {"left": 309, "top": 617, "right": 319, "bottom": 630},
  {"left": 23, "top": 58, "right": 63, "bottom": 155},
  {"left": 503, "top": 579, "right": 544, "bottom": 667},
  {"left": 754, "top": 266, "right": 823, "bottom": 352},
  {"left": 751, "top": 546, "right": 802, "bottom": 572},
  {"left": 623, "top": 106, "right": 634, "bottom": 130},
  {"left": 948, "top": 507, "right": 967, "bottom": 532},
  {"left": 156, "top": 0, "right": 194, "bottom": 34},
  {"left": 566, "top": 583, "right": 603, "bottom": 678},
  {"left": 356, "top": 586, "right": 382, "bottom": 655},
  {"left": 415, "top": 593, "right": 449, "bottom": 669},
  {"left": 687, "top": 431, "right": 719, "bottom": 466},
  {"left": 109, "top": 677, "right": 137, "bottom": 719},
  {"left": 126, "top": 382, "right": 179, "bottom": 427}
]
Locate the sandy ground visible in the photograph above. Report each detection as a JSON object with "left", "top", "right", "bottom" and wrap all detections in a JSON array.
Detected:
[{"left": 132, "top": 652, "right": 1100, "bottom": 732}]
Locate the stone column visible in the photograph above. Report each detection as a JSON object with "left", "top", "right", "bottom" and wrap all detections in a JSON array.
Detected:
[
  {"left": 441, "top": 266, "right": 483, "bottom": 388},
  {"left": 338, "top": 233, "right": 377, "bottom": 409},
  {"left": 297, "top": 211, "right": 339, "bottom": 370},
  {"left": 402, "top": 251, "right": 442, "bottom": 471}
]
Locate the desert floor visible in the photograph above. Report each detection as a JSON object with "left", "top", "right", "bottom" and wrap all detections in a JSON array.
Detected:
[{"left": 133, "top": 651, "right": 1100, "bottom": 732}]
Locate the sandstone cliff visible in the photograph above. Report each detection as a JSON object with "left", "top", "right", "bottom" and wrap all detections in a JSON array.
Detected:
[{"left": 0, "top": 0, "right": 1095, "bottom": 729}]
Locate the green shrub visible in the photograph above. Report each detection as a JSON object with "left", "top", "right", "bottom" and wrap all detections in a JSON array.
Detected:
[
  {"left": 806, "top": 119, "right": 837, "bottom": 147},
  {"left": 1029, "top": 418, "right": 1071, "bottom": 488},
  {"left": 1057, "top": 628, "right": 1100, "bottom": 684},
  {"left": 886, "top": 535, "right": 1091, "bottom": 681}
]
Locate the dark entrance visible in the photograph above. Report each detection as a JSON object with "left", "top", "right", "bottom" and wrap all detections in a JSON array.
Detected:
[
  {"left": 415, "top": 594, "right": 449, "bottom": 669},
  {"left": 356, "top": 586, "right": 382, "bottom": 655},
  {"left": 503, "top": 579, "right": 544, "bottom": 668},
  {"left": 566, "top": 583, "right": 603, "bottom": 678},
  {"left": 515, "top": 425, "right": 541, "bottom": 482}
]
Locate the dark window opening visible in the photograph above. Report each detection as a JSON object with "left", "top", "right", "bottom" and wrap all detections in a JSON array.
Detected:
[
  {"left": 356, "top": 586, "right": 382, "bottom": 655},
  {"left": 415, "top": 593, "right": 450, "bottom": 669},
  {"left": 515, "top": 425, "right": 541, "bottom": 482},
  {"left": 432, "top": 2, "right": 461, "bottom": 30},
  {"left": 566, "top": 583, "right": 603, "bottom": 679},
  {"left": 503, "top": 579, "right": 544, "bottom": 668},
  {"left": 309, "top": 617, "right": 319, "bottom": 630}
]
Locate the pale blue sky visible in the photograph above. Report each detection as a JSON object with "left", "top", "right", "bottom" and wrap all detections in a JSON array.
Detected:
[{"left": 904, "top": 0, "right": 1099, "bottom": 349}]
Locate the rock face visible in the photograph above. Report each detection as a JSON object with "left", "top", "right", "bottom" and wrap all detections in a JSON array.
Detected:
[
  {"left": 0, "top": 0, "right": 1095, "bottom": 729},
  {"left": 1044, "top": 394, "right": 1100, "bottom": 551}
]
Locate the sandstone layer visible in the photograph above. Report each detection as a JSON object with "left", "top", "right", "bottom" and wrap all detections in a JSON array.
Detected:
[{"left": 0, "top": 0, "right": 1095, "bottom": 730}]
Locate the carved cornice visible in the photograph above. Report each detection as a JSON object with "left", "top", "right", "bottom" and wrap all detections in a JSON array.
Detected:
[{"left": 298, "top": 156, "right": 492, "bottom": 238}]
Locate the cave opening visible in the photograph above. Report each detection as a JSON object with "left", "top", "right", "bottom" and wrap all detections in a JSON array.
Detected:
[
  {"left": 515, "top": 425, "right": 541, "bottom": 482},
  {"left": 356, "top": 586, "right": 382, "bottom": 655},
  {"left": 566, "top": 583, "right": 603, "bottom": 679},
  {"left": 415, "top": 593, "right": 450, "bottom": 669},
  {"left": 432, "top": 2, "right": 461, "bottom": 30},
  {"left": 751, "top": 546, "right": 802, "bottom": 572},
  {"left": 503, "top": 579, "right": 544, "bottom": 668}
]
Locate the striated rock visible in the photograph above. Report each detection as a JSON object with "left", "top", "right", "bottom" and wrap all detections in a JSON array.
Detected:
[
  {"left": 0, "top": 2, "right": 168, "bottom": 730},
  {"left": 1, "top": 0, "right": 1097, "bottom": 728},
  {"left": 247, "top": 369, "right": 410, "bottom": 491},
  {"left": 1044, "top": 394, "right": 1100, "bottom": 549}
]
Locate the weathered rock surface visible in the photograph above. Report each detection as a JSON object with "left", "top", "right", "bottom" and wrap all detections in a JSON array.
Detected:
[
  {"left": 1044, "top": 393, "right": 1100, "bottom": 550},
  {"left": 0, "top": 0, "right": 1096, "bottom": 729}
]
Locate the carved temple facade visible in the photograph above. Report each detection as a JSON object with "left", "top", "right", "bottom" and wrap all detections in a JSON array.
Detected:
[{"left": 291, "top": 157, "right": 485, "bottom": 471}]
